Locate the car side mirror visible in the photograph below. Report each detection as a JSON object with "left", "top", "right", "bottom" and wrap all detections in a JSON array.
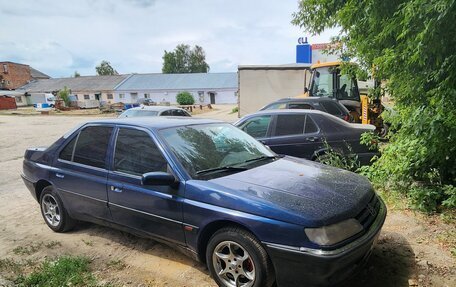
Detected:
[{"left": 142, "top": 172, "right": 178, "bottom": 187}]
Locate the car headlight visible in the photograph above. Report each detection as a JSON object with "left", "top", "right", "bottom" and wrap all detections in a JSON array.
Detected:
[{"left": 305, "top": 218, "right": 363, "bottom": 246}]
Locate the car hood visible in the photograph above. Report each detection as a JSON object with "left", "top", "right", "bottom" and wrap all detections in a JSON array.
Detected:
[{"left": 193, "top": 157, "right": 374, "bottom": 227}]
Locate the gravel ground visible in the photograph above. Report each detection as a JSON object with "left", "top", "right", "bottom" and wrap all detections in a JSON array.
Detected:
[{"left": 0, "top": 107, "right": 454, "bottom": 286}]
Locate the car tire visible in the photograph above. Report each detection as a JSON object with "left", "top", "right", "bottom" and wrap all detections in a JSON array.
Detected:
[
  {"left": 206, "top": 226, "right": 275, "bottom": 287},
  {"left": 39, "top": 186, "right": 76, "bottom": 232}
]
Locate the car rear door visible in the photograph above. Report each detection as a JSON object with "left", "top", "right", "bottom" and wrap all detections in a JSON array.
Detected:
[
  {"left": 267, "top": 113, "right": 322, "bottom": 159},
  {"left": 106, "top": 126, "right": 186, "bottom": 244},
  {"left": 52, "top": 125, "right": 113, "bottom": 221}
]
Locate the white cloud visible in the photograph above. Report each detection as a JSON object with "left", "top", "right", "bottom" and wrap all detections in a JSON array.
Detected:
[{"left": 0, "top": 0, "right": 338, "bottom": 77}]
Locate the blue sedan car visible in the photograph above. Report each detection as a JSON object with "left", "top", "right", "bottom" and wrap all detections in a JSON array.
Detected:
[{"left": 21, "top": 117, "right": 386, "bottom": 287}]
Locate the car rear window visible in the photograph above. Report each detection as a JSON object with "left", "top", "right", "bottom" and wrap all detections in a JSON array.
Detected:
[
  {"left": 320, "top": 101, "right": 345, "bottom": 116},
  {"left": 263, "top": 102, "right": 286, "bottom": 110},
  {"left": 72, "top": 126, "right": 113, "bottom": 168},
  {"left": 274, "top": 114, "right": 306, "bottom": 136},
  {"left": 59, "top": 136, "right": 77, "bottom": 161},
  {"left": 305, "top": 115, "right": 319, "bottom": 133},
  {"left": 172, "top": 109, "right": 191, "bottom": 116},
  {"left": 288, "top": 103, "right": 314, "bottom": 109}
]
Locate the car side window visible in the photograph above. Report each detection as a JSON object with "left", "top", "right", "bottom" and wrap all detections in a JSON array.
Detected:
[
  {"left": 59, "top": 136, "right": 77, "bottom": 161},
  {"left": 114, "top": 128, "right": 167, "bottom": 176},
  {"left": 305, "top": 115, "right": 319, "bottom": 134},
  {"left": 264, "top": 103, "right": 286, "bottom": 110},
  {"left": 288, "top": 103, "right": 314, "bottom": 109},
  {"left": 273, "top": 114, "right": 306, "bottom": 137},
  {"left": 161, "top": 110, "right": 173, "bottom": 116},
  {"left": 72, "top": 126, "right": 113, "bottom": 168},
  {"left": 173, "top": 109, "right": 189, "bottom": 116},
  {"left": 321, "top": 102, "right": 343, "bottom": 116},
  {"left": 238, "top": 115, "right": 271, "bottom": 138}
]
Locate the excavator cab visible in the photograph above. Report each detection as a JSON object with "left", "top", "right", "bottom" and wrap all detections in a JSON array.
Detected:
[{"left": 300, "top": 61, "right": 362, "bottom": 122}]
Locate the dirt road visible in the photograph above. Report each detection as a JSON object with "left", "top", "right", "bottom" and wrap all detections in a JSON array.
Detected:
[{"left": 0, "top": 112, "right": 454, "bottom": 286}]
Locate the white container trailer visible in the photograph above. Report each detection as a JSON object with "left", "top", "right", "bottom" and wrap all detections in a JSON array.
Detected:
[{"left": 237, "top": 64, "right": 311, "bottom": 117}]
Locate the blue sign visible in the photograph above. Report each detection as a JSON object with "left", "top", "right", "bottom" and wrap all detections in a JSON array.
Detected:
[{"left": 296, "top": 37, "right": 311, "bottom": 64}]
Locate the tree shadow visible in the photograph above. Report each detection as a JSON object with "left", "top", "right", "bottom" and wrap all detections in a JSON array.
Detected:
[{"left": 341, "top": 231, "right": 416, "bottom": 287}]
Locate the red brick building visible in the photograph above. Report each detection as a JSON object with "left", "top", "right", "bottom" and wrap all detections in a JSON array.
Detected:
[{"left": 0, "top": 61, "right": 50, "bottom": 90}]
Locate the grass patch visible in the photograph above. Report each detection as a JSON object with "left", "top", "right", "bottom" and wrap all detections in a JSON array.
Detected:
[
  {"left": 15, "top": 256, "right": 99, "bottom": 287},
  {"left": 81, "top": 239, "right": 94, "bottom": 246},
  {"left": 44, "top": 241, "right": 62, "bottom": 249},
  {"left": 0, "top": 258, "right": 22, "bottom": 273},
  {"left": 106, "top": 259, "right": 127, "bottom": 271},
  {"left": 230, "top": 106, "right": 239, "bottom": 114},
  {"left": 13, "top": 243, "right": 42, "bottom": 255}
]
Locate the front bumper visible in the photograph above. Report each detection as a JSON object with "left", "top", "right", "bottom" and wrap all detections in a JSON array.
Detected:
[{"left": 264, "top": 198, "right": 387, "bottom": 287}]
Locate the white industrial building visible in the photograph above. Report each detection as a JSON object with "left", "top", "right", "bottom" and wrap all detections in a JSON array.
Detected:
[
  {"left": 17, "top": 72, "right": 238, "bottom": 106},
  {"left": 114, "top": 73, "right": 237, "bottom": 105}
]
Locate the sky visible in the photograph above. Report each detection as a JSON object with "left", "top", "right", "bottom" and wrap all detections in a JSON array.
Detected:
[{"left": 0, "top": 0, "right": 338, "bottom": 78}]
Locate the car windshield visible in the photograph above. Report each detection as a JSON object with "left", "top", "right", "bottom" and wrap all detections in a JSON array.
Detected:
[
  {"left": 120, "top": 109, "right": 159, "bottom": 117},
  {"left": 160, "top": 123, "right": 276, "bottom": 179}
]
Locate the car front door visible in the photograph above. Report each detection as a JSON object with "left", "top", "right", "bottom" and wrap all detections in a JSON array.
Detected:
[
  {"left": 267, "top": 114, "right": 322, "bottom": 159},
  {"left": 52, "top": 125, "right": 113, "bottom": 221},
  {"left": 107, "top": 127, "right": 185, "bottom": 244},
  {"left": 236, "top": 115, "right": 272, "bottom": 145}
]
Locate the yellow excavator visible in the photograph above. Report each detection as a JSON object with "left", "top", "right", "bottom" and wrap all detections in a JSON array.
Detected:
[{"left": 296, "top": 61, "right": 387, "bottom": 135}]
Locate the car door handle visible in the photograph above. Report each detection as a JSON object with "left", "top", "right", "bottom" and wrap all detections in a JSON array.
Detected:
[
  {"left": 55, "top": 173, "right": 65, "bottom": 178},
  {"left": 110, "top": 186, "right": 123, "bottom": 193},
  {"left": 306, "top": 137, "right": 319, "bottom": 142}
]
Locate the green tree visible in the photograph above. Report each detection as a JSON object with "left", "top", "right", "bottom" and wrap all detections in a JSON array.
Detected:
[
  {"left": 95, "top": 60, "right": 118, "bottom": 75},
  {"left": 58, "top": 86, "right": 71, "bottom": 107},
  {"left": 73, "top": 71, "right": 80, "bottom": 77},
  {"left": 292, "top": 0, "right": 456, "bottom": 211},
  {"left": 162, "top": 44, "right": 210, "bottom": 73},
  {"left": 176, "top": 91, "right": 195, "bottom": 105}
]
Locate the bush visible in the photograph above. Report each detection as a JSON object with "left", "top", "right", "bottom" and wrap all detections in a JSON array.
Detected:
[
  {"left": 176, "top": 91, "right": 195, "bottom": 105},
  {"left": 58, "top": 86, "right": 70, "bottom": 107},
  {"left": 316, "top": 141, "right": 360, "bottom": 172},
  {"left": 231, "top": 106, "right": 239, "bottom": 114}
]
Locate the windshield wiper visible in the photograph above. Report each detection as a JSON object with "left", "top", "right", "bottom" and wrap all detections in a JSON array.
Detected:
[
  {"left": 239, "top": 155, "right": 278, "bottom": 164},
  {"left": 196, "top": 166, "right": 248, "bottom": 175}
]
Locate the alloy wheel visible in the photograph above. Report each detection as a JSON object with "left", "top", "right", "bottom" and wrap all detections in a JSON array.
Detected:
[
  {"left": 41, "top": 194, "right": 61, "bottom": 227},
  {"left": 212, "top": 240, "right": 255, "bottom": 287}
]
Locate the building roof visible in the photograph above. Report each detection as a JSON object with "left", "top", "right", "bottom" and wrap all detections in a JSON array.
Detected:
[
  {"left": 17, "top": 75, "right": 130, "bottom": 93},
  {"left": 30, "top": 67, "right": 50, "bottom": 79},
  {"left": 115, "top": 73, "right": 237, "bottom": 91},
  {"left": 0, "top": 90, "right": 24, "bottom": 96}
]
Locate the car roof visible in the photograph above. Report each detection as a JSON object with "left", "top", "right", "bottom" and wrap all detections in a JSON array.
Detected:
[
  {"left": 125, "top": 105, "right": 184, "bottom": 112},
  {"left": 273, "top": 97, "right": 338, "bottom": 103},
  {"left": 86, "top": 116, "right": 223, "bottom": 130},
  {"left": 249, "top": 109, "right": 330, "bottom": 116}
]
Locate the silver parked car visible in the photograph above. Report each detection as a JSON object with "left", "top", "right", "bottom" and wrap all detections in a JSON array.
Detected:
[{"left": 118, "top": 106, "right": 191, "bottom": 118}]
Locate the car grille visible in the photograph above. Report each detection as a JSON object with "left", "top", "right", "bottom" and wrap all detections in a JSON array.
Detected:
[{"left": 356, "top": 194, "right": 380, "bottom": 230}]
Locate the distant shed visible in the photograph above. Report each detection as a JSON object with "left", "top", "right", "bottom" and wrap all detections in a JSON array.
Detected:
[{"left": 0, "top": 95, "right": 17, "bottom": 110}]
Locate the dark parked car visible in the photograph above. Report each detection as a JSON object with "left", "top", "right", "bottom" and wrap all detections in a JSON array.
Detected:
[
  {"left": 119, "top": 106, "right": 191, "bottom": 118},
  {"left": 234, "top": 109, "right": 377, "bottom": 165},
  {"left": 22, "top": 117, "right": 386, "bottom": 287},
  {"left": 260, "top": 97, "right": 352, "bottom": 122}
]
